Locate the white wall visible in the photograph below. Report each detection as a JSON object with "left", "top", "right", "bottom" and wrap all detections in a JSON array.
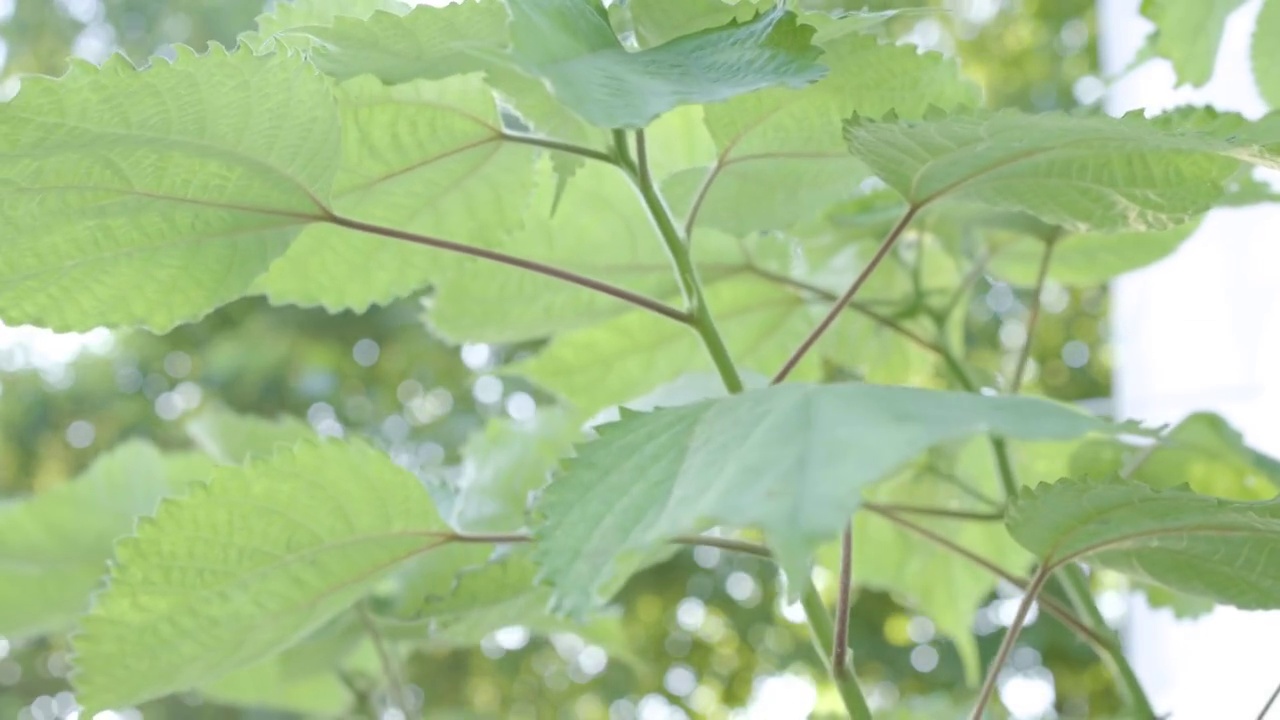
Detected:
[{"left": 1099, "top": 0, "right": 1280, "bottom": 716}]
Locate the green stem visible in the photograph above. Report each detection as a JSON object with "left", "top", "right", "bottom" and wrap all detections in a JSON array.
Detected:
[
  {"left": 801, "top": 579, "right": 874, "bottom": 720},
  {"left": 622, "top": 129, "right": 870, "bottom": 717},
  {"left": 1009, "top": 238, "right": 1056, "bottom": 394},
  {"left": 622, "top": 130, "right": 744, "bottom": 393},
  {"left": 1056, "top": 565, "right": 1157, "bottom": 718},
  {"left": 357, "top": 603, "right": 409, "bottom": 716},
  {"left": 991, "top": 438, "right": 1020, "bottom": 501}
]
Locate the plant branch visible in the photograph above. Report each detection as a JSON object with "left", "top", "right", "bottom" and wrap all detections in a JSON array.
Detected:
[
  {"left": 745, "top": 264, "right": 949, "bottom": 360},
  {"left": 499, "top": 131, "right": 617, "bottom": 166},
  {"left": 357, "top": 603, "right": 409, "bottom": 716},
  {"left": 621, "top": 129, "right": 744, "bottom": 393},
  {"left": 1257, "top": 676, "right": 1280, "bottom": 720},
  {"left": 1056, "top": 565, "right": 1157, "bottom": 718},
  {"left": 991, "top": 438, "right": 1020, "bottom": 501},
  {"left": 832, "top": 523, "right": 855, "bottom": 672},
  {"left": 1009, "top": 239, "right": 1056, "bottom": 394},
  {"left": 773, "top": 206, "right": 919, "bottom": 383},
  {"left": 325, "top": 213, "right": 691, "bottom": 325},
  {"left": 800, "top": 577, "right": 874, "bottom": 720},
  {"left": 865, "top": 505, "right": 1108, "bottom": 649},
  {"left": 970, "top": 563, "right": 1053, "bottom": 720},
  {"left": 864, "top": 500, "right": 1004, "bottom": 521}
]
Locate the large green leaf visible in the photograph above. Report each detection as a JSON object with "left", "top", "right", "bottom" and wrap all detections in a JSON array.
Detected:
[
  {"left": 989, "top": 223, "right": 1198, "bottom": 286},
  {"left": 509, "top": 275, "right": 821, "bottom": 413},
  {"left": 843, "top": 109, "right": 1278, "bottom": 231},
  {"left": 1142, "top": 0, "right": 1248, "bottom": 86},
  {"left": 659, "top": 31, "right": 977, "bottom": 237},
  {"left": 614, "top": 0, "right": 762, "bottom": 48},
  {"left": 1254, "top": 0, "right": 1280, "bottom": 108},
  {"left": 506, "top": 0, "right": 825, "bottom": 128},
  {"left": 0, "top": 442, "right": 213, "bottom": 640},
  {"left": 1008, "top": 477, "right": 1280, "bottom": 609},
  {"left": 70, "top": 440, "right": 480, "bottom": 712},
  {"left": 255, "top": 73, "right": 537, "bottom": 311},
  {"left": 533, "top": 382, "right": 1112, "bottom": 613},
  {"left": 0, "top": 47, "right": 339, "bottom": 331}
]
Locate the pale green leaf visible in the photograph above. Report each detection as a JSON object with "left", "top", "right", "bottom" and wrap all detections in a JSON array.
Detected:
[
  {"left": 844, "top": 109, "right": 1271, "bottom": 231},
  {"left": 184, "top": 404, "right": 317, "bottom": 464},
  {"left": 509, "top": 275, "right": 822, "bottom": 413},
  {"left": 1135, "top": 413, "right": 1280, "bottom": 499},
  {"left": 989, "top": 223, "right": 1198, "bottom": 286},
  {"left": 410, "top": 550, "right": 641, "bottom": 667},
  {"left": 534, "top": 382, "right": 1111, "bottom": 613},
  {"left": 423, "top": 161, "right": 742, "bottom": 343},
  {"left": 0, "top": 47, "right": 340, "bottom": 331},
  {"left": 659, "top": 31, "right": 977, "bottom": 237},
  {"left": 71, "top": 440, "right": 477, "bottom": 712},
  {"left": 449, "top": 409, "right": 582, "bottom": 532},
  {"left": 1141, "top": 0, "right": 1248, "bottom": 86},
  {"left": 507, "top": 0, "right": 825, "bottom": 128},
  {"left": 270, "top": 2, "right": 508, "bottom": 83},
  {"left": 241, "top": 0, "right": 410, "bottom": 51},
  {"left": 1008, "top": 477, "right": 1280, "bottom": 609},
  {"left": 255, "top": 73, "right": 537, "bottom": 311},
  {"left": 1254, "top": 0, "right": 1280, "bottom": 107},
  {"left": 0, "top": 442, "right": 214, "bottom": 640},
  {"left": 201, "top": 660, "right": 351, "bottom": 716},
  {"left": 616, "top": 0, "right": 762, "bottom": 48}
]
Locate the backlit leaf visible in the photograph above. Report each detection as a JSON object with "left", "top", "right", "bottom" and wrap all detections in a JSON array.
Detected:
[
  {"left": 71, "top": 440, "right": 477, "bottom": 712},
  {"left": 534, "top": 382, "right": 1111, "bottom": 613},
  {"left": 1254, "top": 0, "right": 1280, "bottom": 108},
  {"left": 659, "top": 31, "right": 977, "bottom": 237},
  {"left": 844, "top": 109, "right": 1278, "bottom": 231},
  {"left": 0, "top": 442, "right": 213, "bottom": 640},
  {"left": 1008, "top": 477, "right": 1280, "bottom": 608},
  {"left": 0, "top": 47, "right": 339, "bottom": 331},
  {"left": 509, "top": 275, "right": 821, "bottom": 413},
  {"left": 1141, "top": 0, "right": 1248, "bottom": 87},
  {"left": 255, "top": 73, "right": 537, "bottom": 311},
  {"left": 507, "top": 0, "right": 825, "bottom": 128},
  {"left": 989, "top": 223, "right": 1198, "bottom": 286},
  {"left": 184, "top": 405, "right": 317, "bottom": 465}
]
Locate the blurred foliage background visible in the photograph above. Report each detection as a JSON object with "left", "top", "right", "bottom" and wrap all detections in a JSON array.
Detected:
[{"left": 0, "top": 0, "right": 1123, "bottom": 718}]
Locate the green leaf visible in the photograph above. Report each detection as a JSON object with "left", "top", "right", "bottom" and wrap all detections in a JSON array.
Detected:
[
  {"left": 989, "top": 223, "right": 1197, "bottom": 286},
  {"left": 1254, "top": 0, "right": 1280, "bottom": 107},
  {"left": 184, "top": 404, "right": 317, "bottom": 464},
  {"left": 507, "top": 0, "right": 825, "bottom": 128},
  {"left": 423, "top": 161, "right": 742, "bottom": 343},
  {"left": 71, "top": 440, "right": 477, "bottom": 712},
  {"left": 1008, "top": 477, "right": 1280, "bottom": 609},
  {"left": 201, "top": 660, "right": 351, "bottom": 716},
  {"left": 1127, "top": 413, "right": 1280, "bottom": 499},
  {"left": 0, "top": 442, "right": 214, "bottom": 640},
  {"left": 659, "top": 31, "right": 977, "bottom": 237},
  {"left": 616, "top": 0, "right": 762, "bottom": 48},
  {"left": 0, "top": 47, "right": 340, "bottom": 331},
  {"left": 241, "top": 0, "right": 410, "bottom": 51},
  {"left": 509, "top": 275, "right": 822, "bottom": 413},
  {"left": 411, "top": 550, "right": 641, "bottom": 667},
  {"left": 1141, "top": 0, "right": 1248, "bottom": 86},
  {"left": 844, "top": 109, "right": 1270, "bottom": 231},
  {"left": 449, "top": 410, "right": 582, "bottom": 532},
  {"left": 266, "top": 2, "right": 508, "bottom": 83},
  {"left": 254, "top": 73, "right": 537, "bottom": 312},
  {"left": 534, "top": 382, "right": 1111, "bottom": 613}
]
